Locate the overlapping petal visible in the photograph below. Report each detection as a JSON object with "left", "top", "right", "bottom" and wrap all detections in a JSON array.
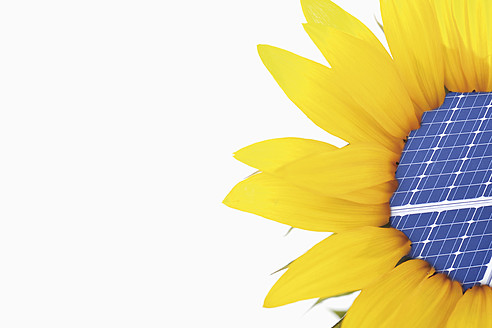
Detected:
[
  {"left": 263, "top": 227, "right": 410, "bottom": 307},
  {"left": 393, "top": 273, "right": 462, "bottom": 328},
  {"left": 446, "top": 285, "right": 492, "bottom": 328},
  {"left": 300, "top": 0, "right": 418, "bottom": 133},
  {"left": 337, "top": 180, "right": 398, "bottom": 205},
  {"left": 381, "top": 0, "right": 445, "bottom": 114},
  {"left": 301, "top": 0, "right": 382, "bottom": 50},
  {"left": 234, "top": 138, "right": 398, "bottom": 204},
  {"left": 273, "top": 143, "right": 398, "bottom": 196},
  {"left": 301, "top": 25, "right": 419, "bottom": 139},
  {"left": 223, "top": 173, "right": 390, "bottom": 232},
  {"left": 235, "top": 141, "right": 398, "bottom": 197},
  {"left": 343, "top": 259, "right": 435, "bottom": 327},
  {"left": 233, "top": 138, "right": 336, "bottom": 173},
  {"left": 345, "top": 264, "right": 462, "bottom": 327},
  {"left": 301, "top": 0, "right": 387, "bottom": 56},
  {"left": 434, "top": 0, "right": 492, "bottom": 92},
  {"left": 433, "top": 0, "right": 475, "bottom": 92},
  {"left": 257, "top": 44, "right": 406, "bottom": 152}
]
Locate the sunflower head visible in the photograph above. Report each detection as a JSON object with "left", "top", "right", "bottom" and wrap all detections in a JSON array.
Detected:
[{"left": 225, "top": 0, "right": 492, "bottom": 326}]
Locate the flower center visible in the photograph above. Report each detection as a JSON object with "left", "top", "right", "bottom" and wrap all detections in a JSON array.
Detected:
[{"left": 390, "top": 92, "right": 492, "bottom": 289}]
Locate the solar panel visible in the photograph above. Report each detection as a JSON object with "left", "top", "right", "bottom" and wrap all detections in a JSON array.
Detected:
[{"left": 390, "top": 92, "right": 492, "bottom": 289}]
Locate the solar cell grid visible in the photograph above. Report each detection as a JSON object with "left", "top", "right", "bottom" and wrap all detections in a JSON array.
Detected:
[
  {"left": 390, "top": 92, "right": 492, "bottom": 289},
  {"left": 391, "top": 92, "right": 492, "bottom": 206},
  {"left": 391, "top": 206, "right": 492, "bottom": 289}
]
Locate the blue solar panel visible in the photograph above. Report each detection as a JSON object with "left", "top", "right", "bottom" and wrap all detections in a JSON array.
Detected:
[
  {"left": 390, "top": 92, "right": 492, "bottom": 289},
  {"left": 391, "top": 92, "right": 492, "bottom": 206}
]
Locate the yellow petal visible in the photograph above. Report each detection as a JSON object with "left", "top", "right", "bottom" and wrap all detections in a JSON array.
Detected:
[
  {"left": 234, "top": 138, "right": 336, "bottom": 173},
  {"left": 301, "top": 25, "right": 419, "bottom": 137},
  {"left": 433, "top": 0, "right": 492, "bottom": 92},
  {"left": 233, "top": 139, "right": 398, "bottom": 205},
  {"left": 452, "top": 0, "right": 492, "bottom": 92},
  {"left": 303, "top": 22, "right": 388, "bottom": 65},
  {"left": 446, "top": 285, "right": 492, "bottom": 328},
  {"left": 273, "top": 143, "right": 399, "bottom": 196},
  {"left": 300, "top": 0, "right": 385, "bottom": 54},
  {"left": 345, "top": 264, "right": 462, "bottom": 328},
  {"left": 432, "top": 0, "right": 466, "bottom": 92},
  {"left": 467, "top": 0, "right": 492, "bottom": 91},
  {"left": 337, "top": 180, "right": 398, "bottom": 205},
  {"left": 392, "top": 273, "right": 462, "bottom": 328},
  {"left": 223, "top": 173, "right": 390, "bottom": 232},
  {"left": 264, "top": 227, "right": 410, "bottom": 307},
  {"left": 343, "top": 259, "right": 435, "bottom": 328},
  {"left": 381, "top": 0, "right": 445, "bottom": 113},
  {"left": 432, "top": 0, "right": 472, "bottom": 92},
  {"left": 257, "top": 44, "right": 404, "bottom": 152}
]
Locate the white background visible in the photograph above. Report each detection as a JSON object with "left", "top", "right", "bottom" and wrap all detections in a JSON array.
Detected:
[{"left": 0, "top": 0, "right": 384, "bottom": 327}]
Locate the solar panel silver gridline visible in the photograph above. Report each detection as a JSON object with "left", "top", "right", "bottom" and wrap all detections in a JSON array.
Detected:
[{"left": 390, "top": 92, "right": 492, "bottom": 289}]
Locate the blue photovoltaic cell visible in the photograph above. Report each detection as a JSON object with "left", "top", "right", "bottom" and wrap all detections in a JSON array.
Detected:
[{"left": 390, "top": 92, "right": 492, "bottom": 289}]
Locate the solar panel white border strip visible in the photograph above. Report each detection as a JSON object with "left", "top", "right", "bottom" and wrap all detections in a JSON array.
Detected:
[
  {"left": 480, "top": 262, "right": 492, "bottom": 285},
  {"left": 391, "top": 196, "right": 492, "bottom": 216},
  {"left": 391, "top": 197, "right": 492, "bottom": 286}
]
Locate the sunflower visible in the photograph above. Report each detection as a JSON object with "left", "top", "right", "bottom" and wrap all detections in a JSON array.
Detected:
[{"left": 223, "top": 0, "right": 492, "bottom": 327}]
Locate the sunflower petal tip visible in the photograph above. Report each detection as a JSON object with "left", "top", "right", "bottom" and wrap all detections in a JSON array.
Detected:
[
  {"left": 222, "top": 187, "right": 239, "bottom": 208},
  {"left": 301, "top": 23, "right": 316, "bottom": 36},
  {"left": 262, "top": 299, "right": 272, "bottom": 308},
  {"left": 263, "top": 291, "right": 283, "bottom": 308},
  {"left": 231, "top": 144, "right": 251, "bottom": 163},
  {"left": 257, "top": 44, "right": 272, "bottom": 56},
  {"left": 222, "top": 195, "right": 232, "bottom": 207}
]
